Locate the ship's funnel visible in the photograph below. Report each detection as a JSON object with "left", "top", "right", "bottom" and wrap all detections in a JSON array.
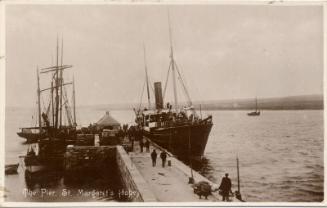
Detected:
[{"left": 154, "top": 82, "right": 164, "bottom": 110}]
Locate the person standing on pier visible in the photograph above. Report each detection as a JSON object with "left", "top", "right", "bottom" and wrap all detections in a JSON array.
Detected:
[
  {"left": 145, "top": 139, "right": 150, "bottom": 152},
  {"left": 140, "top": 139, "right": 144, "bottom": 153},
  {"left": 131, "top": 136, "right": 134, "bottom": 152},
  {"left": 151, "top": 149, "right": 157, "bottom": 167},
  {"left": 218, "top": 173, "right": 232, "bottom": 201},
  {"left": 160, "top": 150, "right": 167, "bottom": 167}
]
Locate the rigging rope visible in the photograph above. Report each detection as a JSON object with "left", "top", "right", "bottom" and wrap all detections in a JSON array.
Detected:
[
  {"left": 30, "top": 101, "right": 37, "bottom": 127},
  {"left": 137, "top": 79, "right": 146, "bottom": 112},
  {"left": 148, "top": 76, "right": 155, "bottom": 97},
  {"left": 162, "top": 61, "right": 172, "bottom": 102},
  {"left": 63, "top": 86, "right": 73, "bottom": 126},
  {"left": 174, "top": 62, "right": 193, "bottom": 107}
]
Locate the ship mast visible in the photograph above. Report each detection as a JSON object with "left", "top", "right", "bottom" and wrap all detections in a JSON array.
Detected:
[
  {"left": 59, "top": 37, "right": 64, "bottom": 127},
  {"left": 37, "top": 67, "right": 42, "bottom": 132},
  {"left": 72, "top": 75, "right": 76, "bottom": 126},
  {"left": 143, "top": 43, "right": 151, "bottom": 110},
  {"left": 167, "top": 12, "right": 195, "bottom": 115},
  {"left": 51, "top": 81, "right": 54, "bottom": 127},
  {"left": 39, "top": 38, "right": 73, "bottom": 129},
  {"left": 54, "top": 37, "right": 59, "bottom": 130},
  {"left": 168, "top": 12, "right": 179, "bottom": 111}
]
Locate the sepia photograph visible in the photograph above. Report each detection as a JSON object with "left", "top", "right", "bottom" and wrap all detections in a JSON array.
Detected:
[{"left": 0, "top": 1, "right": 325, "bottom": 205}]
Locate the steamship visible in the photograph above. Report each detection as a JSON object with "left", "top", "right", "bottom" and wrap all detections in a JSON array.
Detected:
[{"left": 134, "top": 17, "right": 213, "bottom": 160}]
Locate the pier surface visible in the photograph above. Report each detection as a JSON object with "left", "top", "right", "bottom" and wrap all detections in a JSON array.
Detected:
[
  {"left": 63, "top": 136, "right": 238, "bottom": 202},
  {"left": 129, "top": 140, "right": 220, "bottom": 202}
]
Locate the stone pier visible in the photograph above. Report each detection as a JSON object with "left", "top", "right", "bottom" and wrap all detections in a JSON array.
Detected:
[
  {"left": 63, "top": 139, "right": 238, "bottom": 202},
  {"left": 129, "top": 139, "right": 222, "bottom": 202},
  {"left": 63, "top": 145, "right": 156, "bottom": 202},
  {"left": 64, "top": 145, "right": 116, "bottom": 173}
]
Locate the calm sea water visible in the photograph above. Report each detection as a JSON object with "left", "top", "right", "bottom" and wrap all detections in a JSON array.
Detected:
[{"left": 5, "top": 107, "right": 324, "bottom": 202}]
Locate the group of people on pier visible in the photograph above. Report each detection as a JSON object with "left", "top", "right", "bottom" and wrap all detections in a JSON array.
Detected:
[
  {"left": 150, "top": 149, "right": 167, "bottom": 167},
  {"left": 120, "top": 123, "right": 233, "bottom": 202},
  {"left": 139, "top": 138, "right": 150, "bottom": 153}
]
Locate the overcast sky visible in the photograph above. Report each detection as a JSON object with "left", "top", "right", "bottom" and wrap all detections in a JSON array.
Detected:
[{"left": 5, "top": 4, "right": 323, "bottom": 107}]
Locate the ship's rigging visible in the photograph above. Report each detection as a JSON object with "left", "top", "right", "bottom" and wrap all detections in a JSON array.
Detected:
[
  {"left": 134, "top": 11, "right": 213, "bottom": 160},
  {"left": 138, "top": 12, "right": 196, "bottom": 115},
  {"left": 37, "top": 37, "right": 76, "bottom": 133}
]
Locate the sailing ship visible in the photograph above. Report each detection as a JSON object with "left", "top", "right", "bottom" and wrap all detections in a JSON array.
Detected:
[
  {"left": 23, "top": 38, "right": 78, "bottom": 172},
  {"left": 247, "top": 97, "right": 260, "bottom": 116},
  {"left": 17, "top": 41, "right": 77, "bottom": 143},
  {"left": 135, "top": 15, "right": 213, "bottom": 161}
]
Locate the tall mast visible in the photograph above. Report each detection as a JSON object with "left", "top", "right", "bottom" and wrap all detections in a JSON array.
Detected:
[
  {"left": 168, "top": 12, "right": 178, "bottom": 111},
  {"left": 37, "top": 67, "right": 42, "bottom": 132},
  {"left": 143, "top": 43, "right": 151, "bottom": 110},
  {"left": 54, "top": 36, "right": 59, "bottom": 130},
  {"left": 59, "top": 37, "right": 63, "bottom": 127},
  {"left": 51, "top": 81, "right": 54, "bottom": 127},
  {"left": 72, "top": 75, "right": 76, "bottom": 127},
  {"left": 255, "top": 97, "right": 257, "bottom": 112}
]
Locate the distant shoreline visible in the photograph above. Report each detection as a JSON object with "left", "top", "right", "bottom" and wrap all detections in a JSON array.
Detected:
[
  {"left": 6, "top": 94, "right": 324, "bottom": 111},
  {"left": 5, "top": 106, "right": 324, "bottom": 111}
]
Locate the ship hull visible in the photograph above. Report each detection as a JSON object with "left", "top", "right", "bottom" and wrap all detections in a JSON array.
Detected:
[
  {"left": 143, "top": 123, "right": 213, "bottom": 161},
  {"left": 17, "top": 132, "right": 47, "bottom": 143}
]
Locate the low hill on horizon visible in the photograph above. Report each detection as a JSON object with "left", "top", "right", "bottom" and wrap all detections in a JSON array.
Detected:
[{"left": 81, "top": 94, "right": 323, "bottom": 111}]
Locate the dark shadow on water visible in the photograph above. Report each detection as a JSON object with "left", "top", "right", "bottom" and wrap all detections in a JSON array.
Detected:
[
  {"left": 25, "top": 170, "right": 63, "bottom": 189},
  {"left": 24, "top": 161, "right": 126, "bottom": 202}
]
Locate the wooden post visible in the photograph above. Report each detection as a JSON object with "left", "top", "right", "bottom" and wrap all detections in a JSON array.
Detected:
[
  {"left": 237, "top": 157, "right": 240, "bottom": 193},
  {"left": 235, "top": 156, "right": 244, "bottom": 201},
  {"left": 188, "top": 126, "right": 194, "bottom": 184}
]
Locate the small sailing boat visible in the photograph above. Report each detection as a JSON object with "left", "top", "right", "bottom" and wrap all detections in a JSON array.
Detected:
[
  {"left": 247, "top": 97, "right": 260, "bottom": 116},
  {"left": 5, "top": 163, "right": 19, "bottom": 175}
]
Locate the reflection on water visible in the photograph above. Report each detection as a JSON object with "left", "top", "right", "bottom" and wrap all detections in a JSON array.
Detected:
[
  {"left": 24, "top": 170, "right": 63, "bottom": 190},
  {"left": 18, "top": 161, "right": 124, "bottom": 202}
]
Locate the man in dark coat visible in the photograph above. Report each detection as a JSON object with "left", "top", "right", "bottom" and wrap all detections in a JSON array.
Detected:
[
  {"left": 139, "top": 139, "right": 144, "bottom": 153},
  {"left": 145, "top": 139, "right": 150, "bottom": 152},
  {"left": 219, "top": 173, "right": 232, "bottom": 201},
  {"left": 151, "top": 149, "right": 157, "bottom": 167},
  {"left": 160, "top": 151, "right": 167, "bottom": 167}
]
